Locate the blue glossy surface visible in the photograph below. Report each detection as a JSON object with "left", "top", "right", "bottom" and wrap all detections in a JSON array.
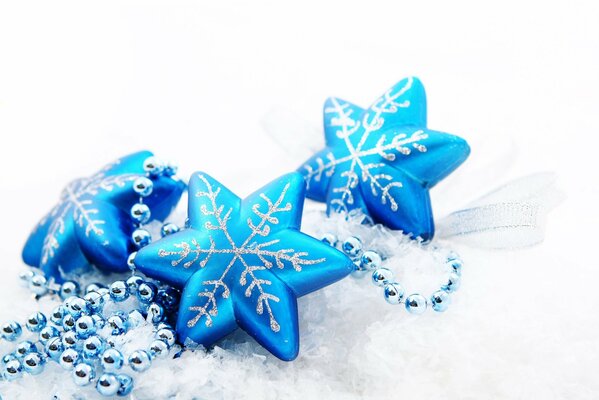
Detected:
[
  {"left": 298, "top": 77, "right": 470, "bottom": 240},
  {"left": 22, "top": 151, "right": 185, "bottom": 281},
  {"left": 135, "top": 172, "right": 354, "bottom": 360}
]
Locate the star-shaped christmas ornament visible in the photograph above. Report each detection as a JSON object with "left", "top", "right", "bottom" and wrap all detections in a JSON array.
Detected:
[
  {"left": 298, "top": 77, "right": 470, "bottom": 240},
  {"left": 22, "top": 151, "right": 185, "bottom": 281},
  {"left": 134, "top": 172, "right": 353, "bottom": 361}
]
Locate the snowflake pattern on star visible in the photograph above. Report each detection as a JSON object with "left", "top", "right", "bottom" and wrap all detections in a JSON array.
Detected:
[
  {"left": 299, "top": 77, "right": 470, "bottom": 240},
  {"left": 134, "top": 172, "right": 353, "bottom": 360},
  {"left": 22, "top": 151, "right": 185, "bottom": 281}
]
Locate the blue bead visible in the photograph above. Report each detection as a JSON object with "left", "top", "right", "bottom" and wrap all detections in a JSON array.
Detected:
[
  {"left": 448, "top": 259, "right": 462, "bottom": 276},
  {"left": 1, "top": 321, "right": 23, "bottom": 341},
  {"left": 117, "top": 374, "right": 134, "bottom": 396},
  {"left": 22, "top": 352, "right": 45, "bottom": 375},
  {"left": 50, "top": 305, "right": 68, "bottom": 325},
  {"left": 83, "top": 335, "right": 105, "bottom": 358},
  {"left": 3, "top": 359, "right": 22, "bottom": 380},
  {"left": 127, "top": 252, "right": 138, "bottom": 270},
  {"left": 360, "top": 250, "right": 382, "bottom": 270},
  {"left": 442, "top": 272, "right": 461, "bottom": 293},
  {"left": 431, "top": 290, "right": 451, "bottom": 312},
  {"left": 45, "top": 337, "right": 64, "bottom": 361},
  {"left": 164, "top": 161, "right": 178, "bottom": 177},
  {"left": 29, "top": 273, "right": 48, "bottom": 296},
  {"left": 26, "top": 311, "right": 47, "bottom": 332},
  {"left": 39, "top": 326, "right": 60, "bottom": 345},
  {"left": 133, "top": 176, "right": 154, "bottom": 197},
  {"left": 62, "top": 330, "right": 79, "bottom": 349},
  {"left": 109, "top": 281, "right": 130, "bottom": 302},
  {"left": 101, "top": 348, "right": 124, "bottom": 371},
  {"left": 59, "top": 348, "right": 80, "bottom": 370},
  {"left": 342, "top": 236, "right": 362, "bottom": 257},
  {"left": 15, "top": 341, "right": 36, "bottom": 359},
  {"left": 84, "top": 290, "right": 105, "bottom": 312},
  {"left": 130, "top": 203, "right": 151, "bottom": 224},
  {"left": 383, "top": 282, "right": 405, "bottom": 304},
  {"left": 161, "top": 222, "right": 180, "bottom": 237},
  {"left": 126, "top": 275, "right": 144, "bottom": 291},
  {"left": 75, "top": 315, "right": 96, "bottom": 339},
  {"left": 148, "top": 339, "right": 169, "bottom": 359},
  {"left": 65, "top": 296, "right": 90, "bottom": 318},
  {"left": 132, "top": 229, "right": 152, "bottom": 248},
  {"left": 128, "top": 350, "right": 152, "bottom": 372},
  {"left": 72, "top": 362, "right": 96, "bottom": 386},
  {"left": 320, "top": 233, "right": 338, "bottom": 247},
  {"left": 107, "top": 314, "right": 127, "bottom": 335},
  {"left": 143, "top": 156, "right": 164, "bottom": 176},
  {"left": 85, "top": 282, "right": 106, "bottom": 295},
  {"left": 62, "top": 314, "right": 77, "bottom": 331},
  {"left": 136, "top": 282, "right": 157, "bottom": 303},
  {"left": 2, "top": 353, "right": 17, "bottom": 364},
  {"left": 405, "top": 294, "right": 427, "bottom": 315},
  {"left": 146, "top": 303, "right": 164, "bottom": 324},
  {"left": 371, "top": 268, "right": 394, "bottom": 287},
  {"left": 157, "top": 287, "right": 180, "bottom": 311},
  {"left": 155, "top": 328, "right": 176, "bottom": 347},
  {"left": 97, "top": 373, "right": 121, "bottom": 396},
  {"left": 60, "top": 281, "right": 80, "bottom": 300}
]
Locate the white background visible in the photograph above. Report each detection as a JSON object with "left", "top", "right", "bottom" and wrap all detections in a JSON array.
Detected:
[{"left": 0, "top": 1, "right": 598, "bottom": 398}]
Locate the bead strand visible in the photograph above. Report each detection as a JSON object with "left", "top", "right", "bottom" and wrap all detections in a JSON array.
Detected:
[{"left": 323, "top": 233, "right": 463, "bottom": 314}]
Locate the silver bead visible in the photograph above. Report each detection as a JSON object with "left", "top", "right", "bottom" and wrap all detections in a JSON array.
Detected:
[
  {"left": 155, "top": 328, "right": 176, "bottom": 347},
  {"left": 72, "top": 363, "right": 96, "bottom": 386},
  {"left": 65, "top": 296, "right": 89, "bottom": 318},
  {"left": 84, "top": 290, "right": 105, "bottom": 312},
  {"left": 26, "top": 311, "right": 47, "bottom": 332},
  {"left": 137, "top": 282, "right": 157, "bottom": 303},
  {"left": 405, "top": 294, "right": 427, "bottom": 315},
  {"left": 101, "top": 348, "right": 124, "bottom": 371},
  {"left": 126, "top": 274, "right": 144, "bottom": 291},
  {"left": 3, "top": 359, "right": 22, "bottom": 380},
  {"left": 442, "top": 272, "right": 461, "bottom": 293},
  {"left": 107, "top": 314, "right": 127, "bottom": 335},
  {"left": 127, "top": 252, "right": 137, "bottom": 270},
  {"left": 15, "top": 341, "right": 36, "bottom": 359},
  {"left": 146, "top": 303, "right": 164, "bottom": 324},
  {"left": 50, "top": 305, "right": 68, "bottom": 325},
  {"left": 117, "top": 374, "right": 134, "bottom": 396},
  {"left": 161, "top": 222, "right": 180, "bottom": 237},
  {"left": 85, "top": 282, "right": 105, "bottom": 295},
  {"left": 448, "top": 258, "right": 463, "bottom": 276},
  {"left": 59, "top": 348, "right": 80, "bottom": 370},
  {"left": 128, "top": 350, "right": 152, "bottom": 372},
  {"left": 83, "top": 335, "right": 105, "bottom": 358},
  {"left": 133, "top": 177, "right": 153, "bottom": 197},
  {"left": 431, "top": 290, "right": 451, "bottom": 312},
  {"left": 360, "top": 250, "right": 382, "bottom": 270},
  {"left": 97, "top": 373, "right": 121, "bottom": 396},
  {"left": 60, "top": 281, "right": 80, "bottom": 300},
  {"left": 130, "top": 203, "right": 151, "bottom": 224},
  {"left": 371, "top": 268, "right": 394, "bottom": 287},
  {"left": 18, "top": 270, "right": 35, "bottom": 287},
  {"left": 1, "top": 321, "right": 23, "bottom": 341},
  {"left": 320, "top": 233, "right": 338, "bottom": 247},
  {"left": 22, "top": 352, "right": 45, "bottom": 375},
  {"left": 109, "top": 281, "right": 130, "bottom": 302},
  {"left": 29, "top": 273, "right": 48, "bottom": 296},
  {"left": 132, "top": 229, "right": 152, "bottom": 248},
  {"left": 45, "top": 337, "right": 64, "bottom": 361},
  {"left": 62, "top": 331, "right": 78, "bottom": 349},
  {"left": 148, "top": 339, "right": 169, "bottom": 359},
  {"left": 143, "top": 157, "right": 164, "bottom": 176},
  {"left": 62, "top": 314, "right": 77, "bottom": 331},
  {"left": 39, "top": 326, "right": 60, "bottom": 345},
  {"left": 383, "top": 282, "right": 405, "bottom": 304},
  {"left": 75, "top": 315, "right": 96, "bottom": 339},
  {"left": 342, "top": 236, "right": 362, "bottom": 257}
]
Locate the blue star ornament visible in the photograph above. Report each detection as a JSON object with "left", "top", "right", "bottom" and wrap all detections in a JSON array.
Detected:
[
  {"left": 299, "top": 77, "right": 470, "bottom": 240},
  {"left": 22, "top": 151, "right": 185, "bottom": 281},
  {"left": 134, "top": 172, "right": 354, "bottom": 361}
]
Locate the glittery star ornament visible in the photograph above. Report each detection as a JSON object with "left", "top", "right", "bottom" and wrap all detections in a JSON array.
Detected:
[
  {"left": 134, "top": 172, "right": 353, "bottom": 361},
  {"left": 298, "top": 77, "right": 470, "bottom": 240},
  {"left": 22, "top": 151, "right": 185, "bottom": 281}
]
